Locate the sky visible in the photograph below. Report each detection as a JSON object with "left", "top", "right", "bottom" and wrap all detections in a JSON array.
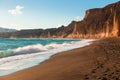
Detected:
[{"left": 0, "top": 0, "right": 119, "bottom": 30}]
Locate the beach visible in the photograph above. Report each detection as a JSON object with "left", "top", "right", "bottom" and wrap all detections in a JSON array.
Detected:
[
  {"left": 0, "top": 1, "right": 120, "bottom": 80},
  {"left": 0, "top": 38, "right": 120, "bottom": 80},
  {"left": 0, "top": 38, "right": 92, "bottom": 76}
]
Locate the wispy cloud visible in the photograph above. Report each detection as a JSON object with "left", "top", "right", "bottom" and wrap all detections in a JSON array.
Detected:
[
  {"left": 56, "top": 24, "right": 63, "bottom": 28},
  {"left": 75, "top": 16, "right": 83, "bottom": 21},
  {"left": 8, "top": 5, "right": 24, "bottom": 15}
]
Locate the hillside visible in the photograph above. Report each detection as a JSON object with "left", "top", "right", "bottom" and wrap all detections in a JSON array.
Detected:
[
  {"left": 0, "top": 1, "right": 120, "bottom": 38},
  {"left": 67, "top": 1, "right": 120, "bottom": 38},
  {"left": 0, "top": 27, "right": 17, "bottom": 33}
]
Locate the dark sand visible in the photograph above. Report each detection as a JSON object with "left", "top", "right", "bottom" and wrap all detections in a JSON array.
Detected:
[{"left": 0, "top": 38, "right": 120, "bottom": 80}]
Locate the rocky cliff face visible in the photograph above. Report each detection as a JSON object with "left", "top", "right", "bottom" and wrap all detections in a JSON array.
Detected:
[
  {"left": 67, "top": 1, "right": 120, "bottom": 38},
  {"left": 0, "top": 1, "right": 120, "bottom": 38}
]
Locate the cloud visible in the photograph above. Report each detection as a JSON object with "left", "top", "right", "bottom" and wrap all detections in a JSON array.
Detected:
[
  {"left": 75, "top": 16, "right": 83, "bottom": 21},
  {"left": 56, "top": 24, "right": 63, "bottom": 28},
  {"left": 8, "top": 5, "right": 24, "bottom": 15}
]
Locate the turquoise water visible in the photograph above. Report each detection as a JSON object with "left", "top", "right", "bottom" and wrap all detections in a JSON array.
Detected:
[
  {"left": 0, "top": 38, "right": 92, "bottom": 76},
  {"left": 0, "top": 38, "right": 78, "bottom": 50},
  {"left": 0, "top": 38, "right": 78, "bottom": 58}
]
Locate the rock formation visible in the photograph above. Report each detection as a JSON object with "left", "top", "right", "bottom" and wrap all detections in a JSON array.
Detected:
[
  {"left": 0, "top": 1, "right": 120, "bottom": 38},
  {"left": 67, "top": 1, "right": 120, "bottom": 38}
]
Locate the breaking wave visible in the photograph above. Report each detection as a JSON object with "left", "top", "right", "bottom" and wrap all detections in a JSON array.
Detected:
[
  {"left": 0, "top": 39, "right": 93, "bottom": 76},
  {"left": 0, "top": 42, "right": 72, "bottom": 57}
]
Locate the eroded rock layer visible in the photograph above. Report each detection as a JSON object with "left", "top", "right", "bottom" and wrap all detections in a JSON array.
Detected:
[{"left": 0, "top": 1, "right": 120, "bottom": 38}]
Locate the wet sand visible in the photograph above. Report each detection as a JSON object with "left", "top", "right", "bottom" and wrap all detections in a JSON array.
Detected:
[{"left": 0, "top": 38, "right": 120, "bottom": 80}]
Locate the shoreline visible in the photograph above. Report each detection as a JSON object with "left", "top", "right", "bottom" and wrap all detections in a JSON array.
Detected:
[
  {"left": 0, "top": 39, "right": 94, "bottom": 77},
  {"left": 0, "top": 38, "right": 120, "bottom": 80}
]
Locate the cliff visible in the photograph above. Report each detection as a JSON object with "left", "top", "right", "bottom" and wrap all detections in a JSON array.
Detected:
[
  {"left": 0, "top": 1, "right": 120, "bottom": 38},
  {"left": 67, "top": 1, "right": 120, "bottom": 38}
]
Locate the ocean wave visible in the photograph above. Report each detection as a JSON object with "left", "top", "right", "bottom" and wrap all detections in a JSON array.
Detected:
[
  {"left": 0, "top": 50, "right": 13, "bottom": 58},
  {"left": 14, "top": 42, "right": 72, "bottom": 55},
  {"left": 0, "top": 42, "right": 72, "bottom": 58},
  {"left": 0, "top": 39, "right": 94, "bottom": 76}
]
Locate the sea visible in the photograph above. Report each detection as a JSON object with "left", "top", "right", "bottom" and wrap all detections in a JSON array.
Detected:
[{"left": 0, "top": 38, "right": 92, "bottom": 76}]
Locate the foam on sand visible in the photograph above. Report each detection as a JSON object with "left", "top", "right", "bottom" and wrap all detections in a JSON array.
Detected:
[{"left": 0, "top": 39, "right": 94, "bottom": 76}]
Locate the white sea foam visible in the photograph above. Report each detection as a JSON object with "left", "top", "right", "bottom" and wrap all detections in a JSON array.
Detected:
[
  {"left": 0, "top": 39, "right": 94, "bottom": 76},
  {"left": 14, "top": 44, "right": 47, "bottom": 55}
]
